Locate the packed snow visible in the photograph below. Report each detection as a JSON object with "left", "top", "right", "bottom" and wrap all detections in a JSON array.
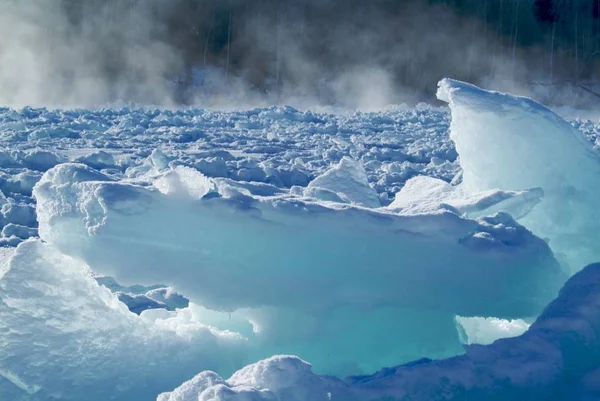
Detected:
[{"left": 1, "top": 79, "right": 600, "bottom": 400}]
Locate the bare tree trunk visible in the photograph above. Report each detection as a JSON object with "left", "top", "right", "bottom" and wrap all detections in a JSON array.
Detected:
[
  {"left": 597, "top": 0, "right": 600, "bottom": 53},
  {"left": 300, "top": 0, "right": 305, "bottom": 39},
  {"left": 498, "top": 0, "right": 504, "bottom": 73},
  {"left": 512, "top": 0, "right": 520, "bottom": 83},
  {"left": 575, "top": 0, "right": 579, "bottom": 83},
  {"left": 204, "top": 8, "right": 215, "bottom": 68},
  {"left": 468, "top": 20, "right": 476, "bottom": 81},
  {"left": 551, "top": 20, "right": 556, "bottom": 83},
  {"left": 225, "top": 1, "right": 232, "bottom": 81},
  {"left": 275, "top": 5, "right": 282, "bottom": 98}
]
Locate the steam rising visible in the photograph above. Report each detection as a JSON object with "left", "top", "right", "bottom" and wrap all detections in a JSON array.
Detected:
[{"left": 0, "top": 0, "right": 597, "bottom": 109}]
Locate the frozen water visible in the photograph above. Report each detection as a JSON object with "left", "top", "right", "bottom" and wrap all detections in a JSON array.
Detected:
[
  {"left": 1, "top": 81, "right": 600, "bottom": 399},
  {"left": 75, "top": 150, "right": 116, "bottom": 170},
  {"left": 0, "top": 240, "right": 247, "bottom": 401},
  {"left": 160, "top": 263, "right": 600, "bottom": 401},
  {"left": 389, "top": 175, "right": 543, "bottom": 219},
  {"left": 31, "top": 160, "right": 565, "bottom": 374},
  {"left": 158, "top": 356, "right": 331, "bottom": 401},
  {"left": 304, "top": 157, "right": 381, "bottom": 207},
  {"left": 455, "top": 316, "right": 530, "bottom": 345},
  {"left": 34, "top": 162, "right": 564, "bottom": 317},
  {"left": 116, "top": 292, "right": 168, "bottom": 315},
  {"left": 438, "top": 78, "right": 600, "bottom": 271}
]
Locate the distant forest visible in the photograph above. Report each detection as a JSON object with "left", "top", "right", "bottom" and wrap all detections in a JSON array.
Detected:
[{"left": 44, "top": 0, "right": 600, "bottom": 104}]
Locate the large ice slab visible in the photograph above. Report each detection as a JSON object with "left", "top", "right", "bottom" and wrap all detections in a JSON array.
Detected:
[
  {"left": 32, "top": 162, "right": 565, "bottom": 374},
  {"left": 438, "top": 79, "right": 600, "bottom": 271}
]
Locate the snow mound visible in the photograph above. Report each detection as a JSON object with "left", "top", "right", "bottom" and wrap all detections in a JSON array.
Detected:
[
  {"left": 158, "top": 356, "right": 330, "bottom": 401},
  {"left": 0, "top": 240, "right": 246, "bottom": 401},
  {"left": 22, "top": 149, "right": 64, "bottom": 171},
  {"left": 438, "top": 78, "right": 600, "bottom": 271},
  {"left": 32, "top": 162, "right": 565, "bottom": 374}
]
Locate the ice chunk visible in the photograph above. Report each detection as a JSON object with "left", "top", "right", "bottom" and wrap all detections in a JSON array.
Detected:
[
  {"left": 0, "top": 240, "right": 247, "bottom": 400},
  {"left": 0, "top": 235, "right": 23, "bottom": 247},
  {"left": 0, "top": 199, "right": 36, "bottom": 228},
  {"left": 0, "top": 151, "right": 19, "bottom": 168},
  {"left": 116, "top": 287, "right": 189, "bottom": 315},
  {"left": 33, "top": 163, "right": 566, "bottom": 374},
  {"left": 0, "top": 170, "right": 42, "bottom": 196},
  {"left": 305, "top": 157, "right": 380, "bottom": 208},
  {"left": 154, "top": 165, "right": 216, "bottom": 200},
  {"left": 389, "top": 175, "right": 543, "bottom": 219},
  {"left": 1, "top": 223, "right": 37, "bottom": 239},
  {"left": 125, "top": 149, "right": 171, "bottom": 179},
  {"left": 150, "top": 148, "right": 170, "bottom": 170},
  {"left": 22, "top": 149, "right": 63, "bottom": 171},
  {"left": 75, "top": 150, "right": 116, "bottom": 170},
  {"left": 438, "top": 78, "right": 600, "bottom": 271},
  {"left": 195, "top": 157, "right": 229, "bottom": 178}
]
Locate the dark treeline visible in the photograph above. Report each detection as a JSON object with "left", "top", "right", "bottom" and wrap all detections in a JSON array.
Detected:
[{"left": 4, "top": 0, "right": 600, "bottom": 107}]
